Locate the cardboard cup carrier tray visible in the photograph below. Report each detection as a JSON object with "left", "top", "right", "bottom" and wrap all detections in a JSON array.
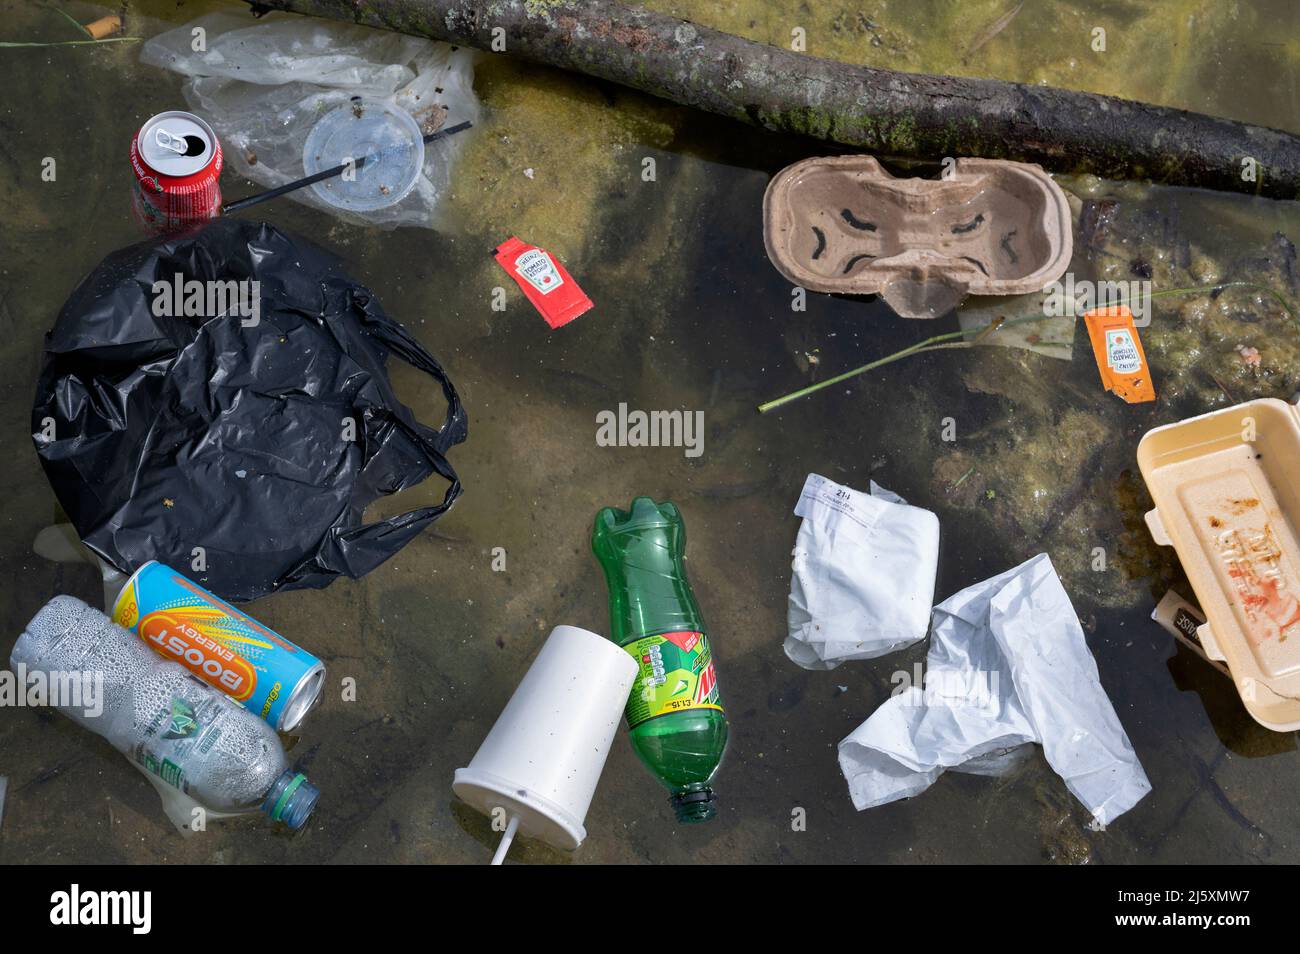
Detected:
[
  {"left": 1139, "top": 398, "right": 1300, "bottom": 731},
  {"left": 762, "top": 156, "right": 1072, "bottom": 318}
]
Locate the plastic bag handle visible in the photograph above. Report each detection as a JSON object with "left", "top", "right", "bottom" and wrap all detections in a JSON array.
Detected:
[
  {"left": 301, "top": 303, "right": 469, "bottom": 584},
  {"left": 362, "top": 311, "right": 469, "bottom": 456}
]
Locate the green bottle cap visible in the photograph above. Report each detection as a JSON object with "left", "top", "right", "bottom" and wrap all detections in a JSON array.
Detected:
[{"left": 671, "top": 784, "right": 717, "bottom": 824}]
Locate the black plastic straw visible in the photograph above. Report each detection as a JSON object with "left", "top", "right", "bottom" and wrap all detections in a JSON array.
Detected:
[{"left": 221, "top": 120, "right": 473, "bottom": 216}]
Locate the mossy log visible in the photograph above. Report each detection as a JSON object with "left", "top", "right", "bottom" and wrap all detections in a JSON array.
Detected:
[{"left": 248, "top": 0, "right": 1300, "bottom": 199}]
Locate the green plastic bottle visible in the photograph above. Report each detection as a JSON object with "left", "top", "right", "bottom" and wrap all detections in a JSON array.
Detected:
[{"left": 592, "top": 496, "right": 729, "bottom": 823}]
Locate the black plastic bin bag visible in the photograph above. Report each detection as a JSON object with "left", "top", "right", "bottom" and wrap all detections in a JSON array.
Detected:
[{"left": 33, "top": 218, "right": 467, "bottom": 602}]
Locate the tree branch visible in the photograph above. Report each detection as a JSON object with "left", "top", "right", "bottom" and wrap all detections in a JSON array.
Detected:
[{"left": 247, "top": 0, "right": 1300, "bottom": 199}]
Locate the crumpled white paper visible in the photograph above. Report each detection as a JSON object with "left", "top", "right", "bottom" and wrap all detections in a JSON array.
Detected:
[
  {"left": 786, "top": 474, "right": 939, "bottom": 670},
  {"left": 838, "top": 553, "right": 1151, "bottom": 825}
]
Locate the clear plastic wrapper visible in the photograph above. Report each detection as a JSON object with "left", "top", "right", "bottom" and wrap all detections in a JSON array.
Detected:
[{"left": 141, "top": 11, "right": 479, "bottom": 229}]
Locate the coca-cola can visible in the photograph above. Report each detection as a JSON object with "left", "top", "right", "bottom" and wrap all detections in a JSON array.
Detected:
[{"left": 130, "top": 110, "right": 223, "bottom": 233}]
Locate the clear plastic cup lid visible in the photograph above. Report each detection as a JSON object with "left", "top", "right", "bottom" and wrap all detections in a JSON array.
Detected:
[{"left": 302, "top": 99, "right": 424, "bottom": 212}]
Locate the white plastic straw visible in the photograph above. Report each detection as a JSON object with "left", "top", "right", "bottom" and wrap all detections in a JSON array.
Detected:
[{"left": 491, "top": 814, "right": 519, "bottom": 866}]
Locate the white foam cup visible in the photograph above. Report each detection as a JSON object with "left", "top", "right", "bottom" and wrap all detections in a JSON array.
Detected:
[{"left": 453, "top": 625, "right": 637, "bottom": 862}]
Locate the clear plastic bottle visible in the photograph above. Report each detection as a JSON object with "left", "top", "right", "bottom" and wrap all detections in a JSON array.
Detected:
[{"left": 10, "top": 595, "right": 319, "bottom": 830}]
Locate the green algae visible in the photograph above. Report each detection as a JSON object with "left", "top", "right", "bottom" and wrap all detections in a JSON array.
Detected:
[
  {"left": 442, "top": 55, "right": 687, "bottom": 267},
  {"left": 523, "top": 0, "right": 568, "bottom": 16},
  {"left": 642, "top": 0, "right": 1296, "bottom": 129}
]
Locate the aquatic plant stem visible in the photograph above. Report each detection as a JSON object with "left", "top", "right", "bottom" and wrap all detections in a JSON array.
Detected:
[
  {"left": 45, "top": 4, "right": 91, "bottom": 37},
  {"left": 1148, "top": 282, "right": 1299, "bottom": 329},
  {"left": 0, "top": 38, "right": 138, "bottom": 46},
  {"left": 757, "top": 339, "right": 978, "bottom": 413},
  {"left": 2, "top": 4, "right": 140, "bottom": 47},
  {"left": 756, "top": 282, "right": 1299, "bottom": 413}
]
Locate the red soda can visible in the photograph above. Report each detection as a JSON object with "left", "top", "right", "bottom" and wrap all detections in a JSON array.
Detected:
[{"left": 130, "top": 110, "right": 223, "bottom": 233}]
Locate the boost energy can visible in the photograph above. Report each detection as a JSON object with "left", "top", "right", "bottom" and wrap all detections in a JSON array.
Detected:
[
  {"left": 129, "top": 110, "right": 223, "bottom": 233},
  {"left": 112, "top": 562, "right": 324, "bottom": 733}
]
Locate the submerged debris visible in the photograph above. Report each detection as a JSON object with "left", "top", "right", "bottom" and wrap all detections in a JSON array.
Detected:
[{"left": 962, "top": 1, "right": 1025, "bottom": 64}]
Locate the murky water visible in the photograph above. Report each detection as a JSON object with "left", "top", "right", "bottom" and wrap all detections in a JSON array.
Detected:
[{"left": 0, "top": 0, "right": 1296, "bottom": 864}]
